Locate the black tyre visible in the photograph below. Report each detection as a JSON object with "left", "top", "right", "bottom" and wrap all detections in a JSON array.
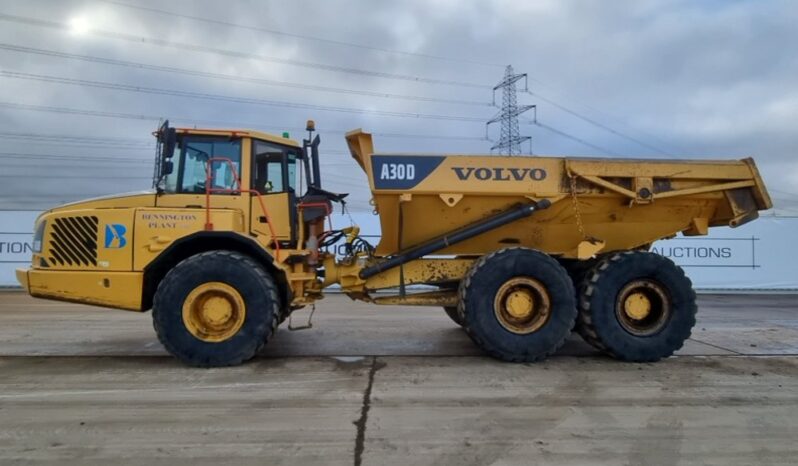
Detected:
[
  {"left": 443, "top": 306, "right": 465, "bottom": 326},
  {"left": 152, "top": 250, "right": 280, "bottom": 367},
  {"left": 560, "top": 258, "right": 597, "bottom": 334},
  {"left": 458, "top": 248, "right": 576, "bottom": 362},
  {"left": 577, "top": 251, "right": 697, "bottom": 362},
  {"left": 560, "top": 258, "right": 598, "bottom": 290}
]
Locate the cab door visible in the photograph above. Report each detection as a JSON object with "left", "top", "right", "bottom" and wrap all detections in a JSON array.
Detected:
[{"left": 249, "top": 139, "right": 298, "bottom": 248}]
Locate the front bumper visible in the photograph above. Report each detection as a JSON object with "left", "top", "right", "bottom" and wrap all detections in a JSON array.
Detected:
[
  {"left": 15, "top": 268, "right": 30, "bottom": 292},
  {"left": 15, "top": 268, "right": 145, "bottom": 311}
]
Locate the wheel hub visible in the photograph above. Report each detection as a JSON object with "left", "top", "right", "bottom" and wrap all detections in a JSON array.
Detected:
[
  {"left": 623, "top": 291, "right": 652, "bottom": 320},
  {"left": 182, "top": 282, "right": 246, "bottom": 342},
  {"left": 615, "top": 279, "right": 670, "bottom": 336},
  {"left": 506, "top": 290, "right": 535, "bottom": 318},
  {"left": 494, "top": 277, "right": 551, "bottom": 334}
]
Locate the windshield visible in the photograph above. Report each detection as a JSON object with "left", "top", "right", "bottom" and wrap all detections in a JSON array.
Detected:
[{"left": 162, "top": 136, "right": 242, "bottom": 194}]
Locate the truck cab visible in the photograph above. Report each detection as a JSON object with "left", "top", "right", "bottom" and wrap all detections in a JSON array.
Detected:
[{"left": 17, "top": 122, "right": 342, "bottom": 315}]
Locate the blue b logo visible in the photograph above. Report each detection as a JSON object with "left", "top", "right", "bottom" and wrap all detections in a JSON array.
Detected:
[{"left": 104, "top": 224, "right": 128, "bottom": 249}]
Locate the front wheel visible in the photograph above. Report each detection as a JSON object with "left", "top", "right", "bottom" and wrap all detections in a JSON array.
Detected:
[
  {"left": 152, "top": 250, "right": 280, "bottom": 367},
  {"left": 443, "top": 306, "right": 465, "bottom": 327},
  {"left": 577, "top": 251, "right": 697, "bottom": 362},
  {"left": 458, "top": 248, "right": 576, "bottom": 362}
]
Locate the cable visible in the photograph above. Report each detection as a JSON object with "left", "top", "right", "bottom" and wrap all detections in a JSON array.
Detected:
[
  {"left": 525, "top": 90, "right": 672, "bottom": 156},
  {"left": 97, "top": 0, "right": 503, "bottom": 68},
  {"left": 1, "top": 103, "right": 619, "bottom": 161},
  {"left": 0, "top": 130, "right": 152, "bottom": 146},
  {"left": 0, "top": 151, "right": 151, "bottom": 163},
  {"left": 525, "top": 81, "right": 687, "bottom": 154},
  {"left": 94, "top": 1, "right": 681, "bottom": 156},
  {"left": 532, "top": 121, "right": 620, "bottom": 156},
  {"left": 0, "top": 174, "right": 149, "bottom": 179},
  {"left": 770, "top": 188, "right": 798, "bottom": 199},
  {"left": 0, "top": 43, "right": 492, "bottom": 107},
  {"left": 0, "top": 105, "right": 489, "bottom": 142},
  {"left": 0, "top": 13, "right": 489, "bottom": 89},
  {"left": 2, "top": 141, "right": 154, "bottom": 151},
  {"left": 0, "top": 70, "right": 491, "bottom": 122},
  {"left": 0, "top": 101, "right": 161, "bottom": 121}
]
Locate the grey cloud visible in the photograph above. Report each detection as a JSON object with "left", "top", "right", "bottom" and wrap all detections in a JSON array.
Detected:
[{"left": 0, "top": 0, "right": 795, "bottom": 214}]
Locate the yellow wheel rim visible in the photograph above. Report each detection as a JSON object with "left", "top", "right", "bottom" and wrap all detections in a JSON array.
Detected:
[
  {"left": 182, "top": 282, "right": 246, "bottom": 343},
  {"left": 615, "top": 279, "right": 671, "bottom": 336},
  {"left": 494, "top": 277, "right": 551, "bottom": 334}
]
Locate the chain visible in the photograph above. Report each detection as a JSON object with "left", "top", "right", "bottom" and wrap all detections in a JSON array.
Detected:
[
  {"left": 288, "top": 303, "right": 316, "bottom": 331},
  {"left": 569, "top": 173, "right": 589, "bottom": 240},
  {"left": 343, "top": 201, "right": 356, "bottom": 227}
]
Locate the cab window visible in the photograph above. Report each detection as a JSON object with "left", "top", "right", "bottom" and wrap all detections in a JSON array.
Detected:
[
  {"left": 177, "top": 137, "right": 242, "bottom": 194},
  {"left": 252, "top": 140, "right": 298, "bottom": 194}
]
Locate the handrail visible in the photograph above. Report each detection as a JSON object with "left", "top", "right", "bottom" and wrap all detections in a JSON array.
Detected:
[{"left": 204, "top": 157, "right": 282, "bottom": 261}]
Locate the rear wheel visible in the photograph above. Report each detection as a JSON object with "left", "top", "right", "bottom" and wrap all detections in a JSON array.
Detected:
[
  {"left": 458, "top": 248, "right": 576, "bottom": 362},
  {"left": 577, "top": 251, "right": 696, "bottom": 362},
  {"left": 153, "top": 250, "right": 280, "bottom": 367}
]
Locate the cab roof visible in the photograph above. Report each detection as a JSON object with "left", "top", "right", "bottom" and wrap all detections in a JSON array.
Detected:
[{"left": 174, "top": 127, "right": 301, "bottom": 148}]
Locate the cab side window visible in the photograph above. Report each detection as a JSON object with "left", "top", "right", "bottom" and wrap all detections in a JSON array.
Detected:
[{"left": 252, "top": 140, "right": 298, "bottom": 194}]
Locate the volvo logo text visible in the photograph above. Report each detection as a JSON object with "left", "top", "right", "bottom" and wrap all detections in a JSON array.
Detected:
[{"left": 451, "top": 167, "right": 547, "bottom": 182}]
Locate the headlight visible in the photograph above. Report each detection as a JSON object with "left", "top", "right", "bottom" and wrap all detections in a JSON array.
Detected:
[{"left": 33, "top": 220, "right": 46, "bottom": 253}]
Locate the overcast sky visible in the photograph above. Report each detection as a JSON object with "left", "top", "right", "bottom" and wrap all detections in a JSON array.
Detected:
[{"left": 0, "top": 0, "right": 796, "bottom": 213}]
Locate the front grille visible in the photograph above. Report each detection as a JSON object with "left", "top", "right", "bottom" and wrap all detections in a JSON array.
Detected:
[{"left": 48, "top": 216, "right": 99, "bottom": 267}]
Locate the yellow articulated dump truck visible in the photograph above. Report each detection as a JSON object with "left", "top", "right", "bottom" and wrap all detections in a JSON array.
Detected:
[{"left": 16, "top": 121, "right": 772, "bottom": 366}]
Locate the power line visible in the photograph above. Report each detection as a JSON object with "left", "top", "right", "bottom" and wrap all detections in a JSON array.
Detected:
[
  {"left": 97, "top": 0, "right": 504, "bottom": 68},
  {"left": 93, "top": 3, "right": 679, "bottom": 156},
  {"left": 0, "top": 101, "right": 159, "bottom": 122},
  {"left": 532, "top": 121, "right": 620, "bottom": 156},
  {"left": 525, "top": 80, "right": 687, "bottom": 154},
  {"left": 0, "top": 13, "right": 489, "bottom": 89},
  {"left": 0, "top": 130, "right": 152, "bottom": 146},
  {"left": 0, "top": 152, "right": 151, "bottom": 164},
  {"left": 0, "top": 43, "right": 492, "bottom": 107},
  {"left": 0, "top": 102, "right": 491, "bottom": 143},
  {"left": 0, "top": 101, "right": 616, "bottom": 156},
  {"left": 0, "top": 70, "right": 491, "bottom": 122},
  {"left": 0, "top": 175, "right": 149, "bottom": 179},
  {"left": 770, "top": 188, "right": 798, "bottom": 199},
  {"left": 3, "top": 141, "right": 152, "bottom": 151},
  {"left": 2, "top": 161, "right": 150, "bottom": 169},
  {"left": 525, "top": 90, "right": 672, "bottom": 156},
  {"left": 0, "top": 124, "right": 487, "bottom": 150}
]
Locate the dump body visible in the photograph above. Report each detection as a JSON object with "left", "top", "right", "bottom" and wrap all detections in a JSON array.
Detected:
[{"left": 346, "top": 130, "right": 772, "bottom": 260}]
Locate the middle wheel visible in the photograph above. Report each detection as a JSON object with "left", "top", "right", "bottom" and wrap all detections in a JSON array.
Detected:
[{"left": 458, "top": 247, "right": 577, "bottom": 362}]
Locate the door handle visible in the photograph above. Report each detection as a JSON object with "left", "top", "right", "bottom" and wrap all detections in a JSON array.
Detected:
[{"left": 258, "top": 216, "right": 268, "bottom": 223}]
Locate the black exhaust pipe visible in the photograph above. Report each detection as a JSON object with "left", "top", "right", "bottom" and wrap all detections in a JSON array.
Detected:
[{"left": 358, "top": 199, "right": 551, "bottom": 279}]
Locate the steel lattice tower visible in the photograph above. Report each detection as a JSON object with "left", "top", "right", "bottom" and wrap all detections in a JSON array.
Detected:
[{"left": 487, "top": 65, "right": 535, "bottom": 155}]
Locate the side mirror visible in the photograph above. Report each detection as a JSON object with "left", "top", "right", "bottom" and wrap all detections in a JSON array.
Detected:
[
  {"left": 161, "top": 127, "right": 177, "bottom": 159},
  {"left": 160, "top": 127, "right": 177, "bottom": 175},
  {"left": 162, "top": 160, "right": 174, "bottom": 176}
]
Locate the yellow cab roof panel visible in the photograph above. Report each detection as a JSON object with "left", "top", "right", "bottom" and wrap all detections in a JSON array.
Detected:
[{"left": 174, "top": 128, "right": 301, "bottom": 148}]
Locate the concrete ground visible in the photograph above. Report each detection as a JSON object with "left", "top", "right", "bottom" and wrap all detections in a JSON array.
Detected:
[{"left": 0, "top": 291, "right": 796, "bottom": 465}]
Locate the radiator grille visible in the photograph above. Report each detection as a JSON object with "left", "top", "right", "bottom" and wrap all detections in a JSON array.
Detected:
[{"left": 48, "top": 216, "right": 99, "bottom": 267}]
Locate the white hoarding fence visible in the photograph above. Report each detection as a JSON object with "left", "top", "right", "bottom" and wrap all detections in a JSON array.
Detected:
[
  {"left": 0, "top": 211, "right": 39, "bottom": 287},
  {"left": 2, "top": 210, "right": 795, "bottom": 290}
]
